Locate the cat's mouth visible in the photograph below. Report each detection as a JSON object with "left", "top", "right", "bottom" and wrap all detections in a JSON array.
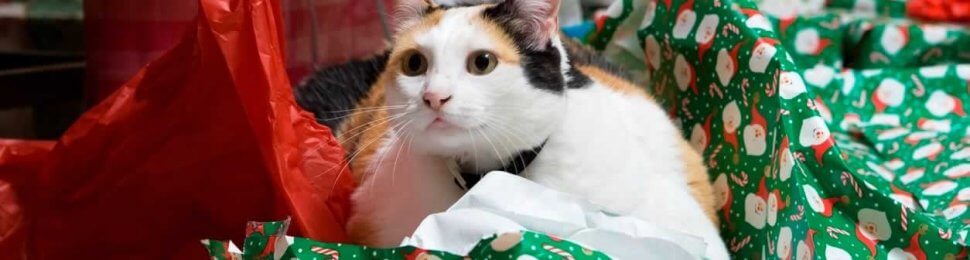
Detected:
[{"left": 427, "top": 115, "right": 463, "bottom": 131}]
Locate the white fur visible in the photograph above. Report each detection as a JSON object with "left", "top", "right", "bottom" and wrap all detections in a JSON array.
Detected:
[{"left": 349, "top": 3, "right": 728, "bottom": 259}]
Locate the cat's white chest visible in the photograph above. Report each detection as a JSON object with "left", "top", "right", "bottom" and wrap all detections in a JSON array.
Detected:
[{"left": 523, "top": 83, "right": 688, "bottom": 213}]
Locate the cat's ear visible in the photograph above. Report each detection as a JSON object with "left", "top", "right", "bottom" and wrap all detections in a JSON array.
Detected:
[
  {"left": 487, "top": 0, "right": 561, "bottom": 50},
  {"left": 394, "top": 0, "right": 437, "bottom": 33}
]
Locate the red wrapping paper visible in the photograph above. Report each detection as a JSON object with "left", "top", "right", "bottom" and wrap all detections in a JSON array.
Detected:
[
  {"left": 0, "top": 0, "right": 356, "bottom": 258},
  {"left": 907, "top": 0, "right": 970, "bottom": 22}
]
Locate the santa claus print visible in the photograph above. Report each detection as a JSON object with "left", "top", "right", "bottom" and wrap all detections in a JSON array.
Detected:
[
  {"left": 795, "top": 230, "right": 815, "bottom": 260},
  {"left": 943, "top": 198, "right": 967, "bottom": 220},
  {"left": 743, "top": 101, "right": 768, "bottom": 156},
  {"left": 957, "top": 65, "right": 970, "bottom": 80},
  {"left": 925, "top": 91, "right": 965, "bottom": 117},
  {"left": 671, "top": 0, "right": 696, "bottom": 39},
  {"left": 803, "top": 65, "right": 835, "bottom": 88},
  {"left": 912, "top": 142, "right": 943, "bottom": 161},
  {"left": 857, "top": 208, "right": 892, "bottom": 256},
  {"left": 873, "top": 78, "right": 906, "bottom": 113},
  {"left": 918, "top": 119, "right": 951, "bottom": 132},
  {"left": 777, "top": 226, "right": 793, "bottom": 260},
  {"left": 919, "top": 65, "right": 948, "bottom": 78},
  {"left": 695, "top": 14, "right": 719, "bottom": 61},
  {"left": 825, "top": 245, "right": 852, "bottom": 259},
  {"left": 867, "top": 161, "right": 896, "bottom": 181},
  {"left": 888, "top": 227, "right": 928, "bottom": 260},
  {"left": 881, "top": 25, "right": 909, "bottom": 55},
  {"left": 943, "top": 164, "right": 969, "bottom": 179},
  {"left": 690, "top": 114, "right": 712, "bottom": 153},
  {"left": 877, "top": 128, "right": 909, "bottom": 141},
  {"left": 674, "top": 54, "right": 696, "bottom": 92},
  {"left": 767, "top": 189, "right": 784, "bottom": 226},
  {"left": 901, "top": 168, "right": 925, "bottom": 185},
  {"left": 840, "top": 70, "right": 856, "bottom": 95},
  {"left": 744, "top": 177, "right": 770, "bottom": 229},
  {"left": 779, "top": 71, "right": 807, "bottom": 99},
  {"left": 723, "top": 101, "right": 742, "bottom": 152},
  {"left": 922, "top": 180, "right": 957, "bottom": 196},
  {"left": 794, "top": 28, "right": 830, "bottom": 55},
  {"left": 952, "top": 147, "right": 970, "bottom": 160},
  {"left": 716, "top": 43, "right": 744, "bottom": 86},
  {"left": 922, "top": 24, "right": 950, "bottom": 44},
  {"left": 778, "top": 138, "right": 794, "bottom": 181},
  {"left": 739, "top": 8, "right": 773, "bottom": 32},
  {"left": 889, "top": 184, "right": 917, "bottom": 210},
  {"left": 803, "top": 185, "right": 843, "bottom": 217},
  {"left": 749, "top": 38, "right": 778, "bottom": 73},
  {"left": 639, "top": 0, "right": 657, "bottom": 30},
  {"left": 798, "top": 116, "right": 833, "bottom": 164}
]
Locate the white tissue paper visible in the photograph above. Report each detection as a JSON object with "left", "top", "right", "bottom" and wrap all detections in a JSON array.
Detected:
[{"left": 401, "top": 172, "right": 709, "bottom": 259}]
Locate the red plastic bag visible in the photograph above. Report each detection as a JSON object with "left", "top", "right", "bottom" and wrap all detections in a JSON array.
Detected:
[{"left": 0, "top": 0, "right": 356, "bottom": 258}]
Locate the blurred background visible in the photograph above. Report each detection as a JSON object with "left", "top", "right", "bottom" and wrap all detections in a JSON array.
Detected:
[{"left": 0, "top": 0, "right": 393, "bottom": 140}]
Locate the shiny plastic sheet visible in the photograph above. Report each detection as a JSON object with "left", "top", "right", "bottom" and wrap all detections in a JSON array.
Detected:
[{"left": 0, "top": 0, "right": 355, "bottom": 258}]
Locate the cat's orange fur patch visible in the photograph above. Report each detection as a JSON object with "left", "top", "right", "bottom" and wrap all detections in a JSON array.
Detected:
[
  {"left": 576, "top": 65, "right": 651, "bottom": 99},
  {"left": 337, "top": 80, "right": 388, "bottom": 181},
  {"left": 678, "top": 138, "right": 719, "bottom": 225}
]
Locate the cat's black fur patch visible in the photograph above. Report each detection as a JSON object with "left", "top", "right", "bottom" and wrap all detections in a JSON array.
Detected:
[
  {"left": 294, "top": 51, "right": 389, "bottom": 129},
  {"left": 561, "top": 37, "right": 633, "bottom": 81},
  {"left": 519, "top": 46, "right": 568, "bottom": 92},
  {"left": 483, "top": 4, "right": 578, "bottom": 92}
]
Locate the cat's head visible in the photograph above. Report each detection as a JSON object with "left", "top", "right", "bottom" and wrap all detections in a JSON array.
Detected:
[{"left": 382, "top": 0, "right": 569, "bottom": 163}]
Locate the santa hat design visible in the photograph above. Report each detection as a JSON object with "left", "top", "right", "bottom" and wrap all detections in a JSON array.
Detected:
[
  {"left": 779, "top": 16, "right": 796, "bottom": 37},
  {"left": 723, "top": 102, "right": 741, "bottom": 152},
  {"left": 873, "top": 79, "right": 905, "bottom": 113},
  {"left": 813, "top": 38, "right": 831, "bottom": 56},
  {"left": 954, "top": 98, "right": 966, "bottom": 117},
  {"left": 696, "top": 14, "right": 719, "bottom": 63},
  {"left": 772, "top": 189, "right": 787, "bottom": 211},
  {"left": 724, "top": 128, "right": 739, "bottom": 152},
  {"left": 756, "top": 176, "right": 769, "bottom": 201},
  {"left": 751, "top": 102, "right": 767, "bottom": 131},
  {"left": 819, "top": 196, "right": 846, "bottom": 217},
  {"left": 905, "top": 226, "right": 928, "bottom": 260},
  {"left": 812, "top": 137, "right": 834, "bottom": 165},
  {"left": 738, "top": 8, "right": 774, "bottom": 32},
  {"left": 898, "top": 25, "right": 911, "bottom": 48},
  {"left": 677, "top": 0, "right": 694, "bottom": 18},
  {"left": 890, "top": 184, "right": 916, "bottom": 209},
  {"left": 717, "top": 42, "right": 745, "bottom": 86}
]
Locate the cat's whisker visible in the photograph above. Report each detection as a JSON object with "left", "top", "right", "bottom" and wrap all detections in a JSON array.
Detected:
[
  {"left": 324, "top": 105, "right": 408, "bottom": 114},
  {"left": 369, "top": 119, "right": 411, "bottom": 191},
  {"left": 316, "top": 105, "right": 409, "bottom": 122},
  {"left": 480, "top": 121, "right": 522, "bottom": 173},
  {"left": 326, "top": 118, "right": 413, "bottom": 195},
  {"left": 483, "top": 114, "right": 544, "bottom": 154},
  {"left": 335, "top": 111, "right": 410, "bottom": 145},
  {"left": 389, "top": 120, "right": 414, "bottom": 187},
  {"left": 473, "top": 128, "right": 507, "bottom": 178}
]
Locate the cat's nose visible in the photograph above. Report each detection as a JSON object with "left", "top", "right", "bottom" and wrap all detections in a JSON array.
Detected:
[{"left": 423, "top": 92, "right": 452, "bottom": 111}]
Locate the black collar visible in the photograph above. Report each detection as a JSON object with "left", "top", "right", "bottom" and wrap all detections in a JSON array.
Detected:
[{"left": 453, "top": 142, "right": 546, "bottom": 190}]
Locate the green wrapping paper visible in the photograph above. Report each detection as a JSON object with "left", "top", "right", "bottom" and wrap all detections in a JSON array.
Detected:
[
  {"left": 205, "top": 219, "right": 613, "bottom": 260},
  {"left": 592, "top": 0, "right": 970, "bottom": 258}
]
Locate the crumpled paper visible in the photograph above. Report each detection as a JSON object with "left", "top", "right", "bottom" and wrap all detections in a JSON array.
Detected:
[{"left": 403, "top": 172, "right": 710, "bottom": 260}]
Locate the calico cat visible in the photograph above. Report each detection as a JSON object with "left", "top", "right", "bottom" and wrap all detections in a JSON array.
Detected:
[{"left": 295, "top": 0, "right": 728, "bottom": 258}]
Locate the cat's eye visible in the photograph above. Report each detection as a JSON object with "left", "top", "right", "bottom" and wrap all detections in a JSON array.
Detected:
[
  {"left": 401, "top": 50, "right": 428, "bottom": 76},
  {"left": 467, "top": 51, "right": 498, "bottom": 75}
]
